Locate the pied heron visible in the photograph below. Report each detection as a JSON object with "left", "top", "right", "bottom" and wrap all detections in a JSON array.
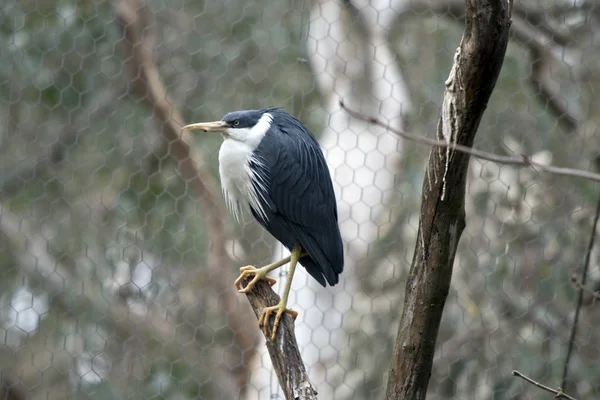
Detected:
[{"left": 183, "top": 108, "right": 344, "bottom": 340}]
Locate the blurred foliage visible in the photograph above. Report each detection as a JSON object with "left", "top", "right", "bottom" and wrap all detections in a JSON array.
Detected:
[{"left": 0, "top": 0, "right": 599, "bottom": 399}]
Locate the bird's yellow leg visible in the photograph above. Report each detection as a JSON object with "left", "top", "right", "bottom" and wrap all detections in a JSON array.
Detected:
[
  {"left": 234, "top": 255, "right": 292, "bottom": 293},
  {"left": 258, "top": 244, "right": 302, "bottom": 341}
]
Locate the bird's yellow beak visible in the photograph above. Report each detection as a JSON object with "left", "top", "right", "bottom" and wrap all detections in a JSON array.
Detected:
[{"left": 182, "top": 120, "right": 229, "bottom": 133}]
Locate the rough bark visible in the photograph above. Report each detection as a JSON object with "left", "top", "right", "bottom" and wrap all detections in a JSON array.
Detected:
[
  {"left": 384, "top": 1, "right": 512, "bottom": 399},
  {"left": 239, "top": 278, "right": 318, "bottom": 400}
]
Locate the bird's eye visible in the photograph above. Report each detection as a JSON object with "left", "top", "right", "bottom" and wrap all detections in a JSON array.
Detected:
[{"left": 233, "top": 120, "right": 240, "bottom": 126}]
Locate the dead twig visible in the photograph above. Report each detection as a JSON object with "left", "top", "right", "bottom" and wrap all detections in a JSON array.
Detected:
[
  {"left": 512, "top": 370, "right": 578, "bottom": 400},
  {"left": 340, "top": 101, "right": 600, "bottom": 184},
  {"left": 561, "top": 194, "right": 600, "bottom": 391},
  {"left": 238, "top": 277, "right": 318, "bottom": 400}
]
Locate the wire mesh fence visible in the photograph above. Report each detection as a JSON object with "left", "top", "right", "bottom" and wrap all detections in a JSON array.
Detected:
[{"left": 0, "top": 0, "right": 599, "bottom": 399}]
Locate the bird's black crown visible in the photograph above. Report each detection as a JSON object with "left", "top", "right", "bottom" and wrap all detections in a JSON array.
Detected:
[{"left": 222, "top": 108, "right": 282, "bottom": 129}]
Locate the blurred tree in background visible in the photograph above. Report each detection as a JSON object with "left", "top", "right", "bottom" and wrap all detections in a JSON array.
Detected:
[{"left": 0, "top": 0, "right": 599, "bottom": 399}]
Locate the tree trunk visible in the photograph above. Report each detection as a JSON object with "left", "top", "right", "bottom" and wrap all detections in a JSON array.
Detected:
[{"left": 385, "top": 0, "right": 512, "bottom": 399}]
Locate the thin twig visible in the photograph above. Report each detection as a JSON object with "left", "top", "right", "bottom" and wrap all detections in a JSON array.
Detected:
[
  {"left": 561, "top": 195, "right": 600, "bottom": 390},
  {"left": 340, "top": 101, "right": 600, "bottom": 183},
  {"left": 512, "top": 370, "right": 578, "bottom": 400}
]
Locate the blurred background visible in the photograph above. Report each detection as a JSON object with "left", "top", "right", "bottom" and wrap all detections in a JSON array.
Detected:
[{"left": 1, "top": 0, "right": 599, "bottom": 399}]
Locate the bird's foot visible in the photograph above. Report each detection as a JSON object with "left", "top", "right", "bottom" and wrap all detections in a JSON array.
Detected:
[
  {"left": 234, "top": 265, "right": 277, "bottom": 293},
  {"left": 258, "top": 302, "right": 298, "bottom": 341}
]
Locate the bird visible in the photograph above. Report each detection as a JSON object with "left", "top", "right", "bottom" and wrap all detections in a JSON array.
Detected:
[{"left": 182, "top": 108, "right": 344, "bottom": 340}]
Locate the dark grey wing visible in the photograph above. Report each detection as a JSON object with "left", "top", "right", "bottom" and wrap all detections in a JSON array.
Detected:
[{"left": 250, "top": 115, "right": 344, "bottom": 286}]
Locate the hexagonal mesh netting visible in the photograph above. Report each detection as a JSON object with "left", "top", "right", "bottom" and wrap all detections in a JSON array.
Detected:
[{"left": 1, "top": 0, "right": 600, "bottom": 399}]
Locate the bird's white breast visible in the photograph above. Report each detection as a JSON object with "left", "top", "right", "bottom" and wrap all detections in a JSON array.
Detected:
[
  {"left": 217, "top": 112, "right": 273, "bottom": 221},
  {"left": 219, "top": 139, "right": 252, "bottom": 217},
  {"left": 218, "top": 138, "right": 270, "bottom": 222}
]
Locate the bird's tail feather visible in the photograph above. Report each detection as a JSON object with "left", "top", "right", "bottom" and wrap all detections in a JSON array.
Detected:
[{"left": 294, "top": 226, "right": 343, "bottom": 287}]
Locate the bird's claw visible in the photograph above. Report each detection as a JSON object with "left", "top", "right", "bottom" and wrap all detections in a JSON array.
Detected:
[
  {"left": 234, "top": 265, "right": 277, "bottom": 293},
  {"left": 258, "top": 303, "right": 298, "bottom": 341}
]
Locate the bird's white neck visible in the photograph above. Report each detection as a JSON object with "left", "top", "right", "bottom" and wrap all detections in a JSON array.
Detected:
[{"left": 224, "top": 113, "right": 273, "bottom": 148}]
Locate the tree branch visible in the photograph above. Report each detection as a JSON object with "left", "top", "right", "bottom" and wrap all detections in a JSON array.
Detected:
[
  {"left": 396, "top": 0, "right": 580, "bottom": 132},
  {"left": 340, "top": 102, "right": 600, "bottom": 183},
  {"left": 238, "top": 278, "right": 318, "bottom": 400},
  {"left": 561, "top": 194, "right": 600, "bottom": 392},
  {"left": 115, "top": 0, "right": 260, "bottom": 392},
  {"left": 511, "top": 3, "right": 573, "bottom": 47},
  {"left": 384, "top": 0, "right": 511, "bottom": 398},
  {"left": 510, "top": 17, "right": 579, "bottom": 132},
  {"left": 512, "top": 370, "right": 578, "bottom": 400}
]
